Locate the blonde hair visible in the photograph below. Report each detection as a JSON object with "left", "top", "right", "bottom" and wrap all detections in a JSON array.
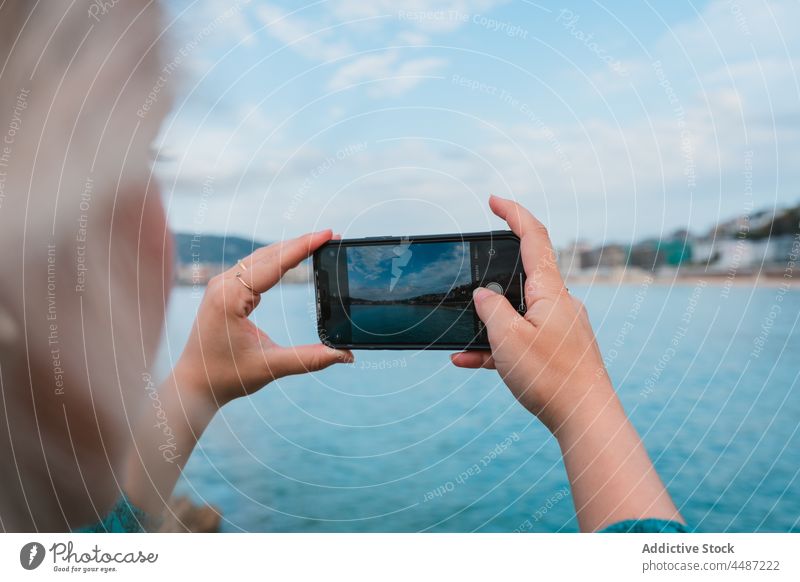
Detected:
[{"left": 0, "top": 0, "right": 171, "bottom": 530}]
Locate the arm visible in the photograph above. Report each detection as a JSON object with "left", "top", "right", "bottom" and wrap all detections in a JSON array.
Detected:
[
  {"left": 124, "top": 230, "right": 353, "bottom": 518},
  {"left": 554, "top": 383, "right": 683, "bottom": 531},
  {"left": 452, "top": 195, "right": 683, "bottom": 532},
  {"left": 122, "top": 367, "right": 215, "bottom": 518}
]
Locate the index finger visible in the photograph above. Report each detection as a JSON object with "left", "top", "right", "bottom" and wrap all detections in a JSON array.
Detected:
[
  {"left": 488, "top": 195, "right": 565, "bottom": 294},
  {"left": 243, "top": 229, "right": 333, "bottom": 293}
]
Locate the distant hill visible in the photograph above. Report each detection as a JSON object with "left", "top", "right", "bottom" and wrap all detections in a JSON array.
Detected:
[
  {"left": 747, "top": 205, "right": 800, "bottom": 239},
  {"left": 709, "top": 203, "right": 799, "bottom": 240},
  {"left": 172, "top": 232, "right": 312, "bottom": 285}
]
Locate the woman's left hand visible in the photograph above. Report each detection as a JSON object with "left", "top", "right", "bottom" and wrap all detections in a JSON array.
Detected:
[{"left": 174, "top": 229, "right": 353, "bottom": 409}]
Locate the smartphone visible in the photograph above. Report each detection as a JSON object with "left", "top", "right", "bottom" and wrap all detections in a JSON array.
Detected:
[{"left": 313, "top": 231, "right": 526, "bottom": 350}]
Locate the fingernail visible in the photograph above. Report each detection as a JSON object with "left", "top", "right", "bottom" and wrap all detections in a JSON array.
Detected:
[{"left": 473, "top": 287, "right": 491, "bottom": 302}]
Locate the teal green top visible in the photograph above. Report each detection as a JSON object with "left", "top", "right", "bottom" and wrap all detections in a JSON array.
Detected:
[
  {"left": 600, "top": 518, "right": 689, "bottom": 533},
  {"left": 74, "top": 494, "right": 152, "bottom": 533},
  {"left": 76, "top": 495, "right": 688, "bottom": 533}
]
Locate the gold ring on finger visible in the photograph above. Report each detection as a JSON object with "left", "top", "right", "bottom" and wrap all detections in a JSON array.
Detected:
[{"left": 236, "top": 272, "right": 256, "bottom": 294}]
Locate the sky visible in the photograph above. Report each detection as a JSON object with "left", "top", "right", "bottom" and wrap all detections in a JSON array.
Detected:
[
  {"left": 153, "top": 0, "right": 800, "bottom": 247},
  {"left": 347, "top": 241, "right": 470, "bottom": 300}
]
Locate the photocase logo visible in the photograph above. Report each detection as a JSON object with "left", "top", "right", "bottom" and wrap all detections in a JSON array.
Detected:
[
  {"left": 390, "top": 237, "right": 412, "bottom": 291},
  {"left": 20, "top": 542, "right": 45, "bottom": 570}
]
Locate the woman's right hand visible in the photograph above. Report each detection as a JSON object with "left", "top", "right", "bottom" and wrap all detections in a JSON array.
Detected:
[
  {"left": 453, "top": 195, "right": 683, "bottom": 531},
  {"left": 451, "top": 195, "right": 614, "bottom": 434}
]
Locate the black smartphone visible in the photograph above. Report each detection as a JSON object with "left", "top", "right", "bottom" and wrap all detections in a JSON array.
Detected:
[{"left": 313, "top": 230, "right": 526, "bottom": 350}]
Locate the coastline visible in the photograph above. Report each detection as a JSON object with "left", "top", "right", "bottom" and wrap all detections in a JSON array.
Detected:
[{"left": 563, "top": 274, "right": 797, "bottom": 288}]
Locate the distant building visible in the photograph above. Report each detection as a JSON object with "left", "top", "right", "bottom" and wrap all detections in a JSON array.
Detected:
[
  {"left": 580, "top": 244, "right": 628, "bottom": 269},
  {"left": 774, "top": 234, "right": 800, "bottom": 263},
  {"left": 691, "top": 238, "right": 758, "bottom": 272},
  {"left": 750, "top": 234, "right": 798, "bottom": 265},
  {"left": 627, "top": 239, "right": 662, "bottom": 270},
  {"left": 557, "top": 240, "right": 592, "bottom": 278},
  {"left": 689, "top": 234, "right": 797, "bottom": 272},
  {"left": 625, "top": 238, "right": 690, "bottom": 271}
]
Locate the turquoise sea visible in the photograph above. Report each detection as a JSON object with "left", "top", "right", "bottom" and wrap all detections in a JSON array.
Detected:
[
  {"left": 349, "top": 303, "right": 474, "bottom": 344},
  {"left": 156, "top": 282, "right": 800, "bottom": 532}
]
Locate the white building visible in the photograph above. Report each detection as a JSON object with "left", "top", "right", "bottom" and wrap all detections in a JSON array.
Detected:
[{"left": 692, "top": 234, "right": 796, "bottom": 272}]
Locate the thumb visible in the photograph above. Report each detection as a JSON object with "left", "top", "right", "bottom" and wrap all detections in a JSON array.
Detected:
[
  {"left": 472, "top": 287, "right": 522, "bottom": 338},
  {"left": 268, "top": 344, "right": 354, "bottom": 378}
]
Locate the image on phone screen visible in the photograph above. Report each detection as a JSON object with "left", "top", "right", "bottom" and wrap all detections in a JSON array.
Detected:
[{"left": 314, "top": 233, "right": 525, "bottom": 349}]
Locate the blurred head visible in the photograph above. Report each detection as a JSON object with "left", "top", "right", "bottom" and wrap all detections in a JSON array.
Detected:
[{"left": 0, "top": 0, "right": 172, "bottom": 530}]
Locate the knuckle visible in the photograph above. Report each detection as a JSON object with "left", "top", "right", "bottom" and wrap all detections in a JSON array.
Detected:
[
  {"left": 533, "top": 222, "right": 550, "bottom": 239},
  {"left": 508, "top": 313, "right": 526, "bottom": 333},
  {"left": 307, "top": 354, "right": 323, "bottom": 371},
  {"left": 205, "top": 275, "right": 227, "bottom": 304}
]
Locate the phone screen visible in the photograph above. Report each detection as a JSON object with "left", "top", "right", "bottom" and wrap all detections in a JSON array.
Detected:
[{"left": 315, "top": 233, "right": 525, "bottom": 349}]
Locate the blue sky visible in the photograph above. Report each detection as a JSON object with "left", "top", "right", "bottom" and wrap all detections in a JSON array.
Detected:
[
  {"left": 347, "top": 241, "right": 470, "bottom": 300},
  {"left": 154, "top": 0, "right": 800, "bottom": 247}
]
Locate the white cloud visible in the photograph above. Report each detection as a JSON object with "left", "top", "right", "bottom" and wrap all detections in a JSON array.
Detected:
[
  {"left": 327, "top": 52, "right": 447, "bottom": 97},
  {"left": 331, "top": 0, "right": 509, "bottom": 33},
  {"left": 396, "top": 31, "right": 431, "bottom": 46},
  {"left": 661, "top": 0, "right": 800, "bottom": 64},
  {"left": 252, "top": 4, "right": 452, "bottom": 98},
  {"left": 256, "top": 4, "right": 352, "bottom": 61},
  {"left": 169, "top": 0, "right": 258, "bottom": 49},
  {"left": 327, "top": 52, "right": 398, "bottom": 90}
]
